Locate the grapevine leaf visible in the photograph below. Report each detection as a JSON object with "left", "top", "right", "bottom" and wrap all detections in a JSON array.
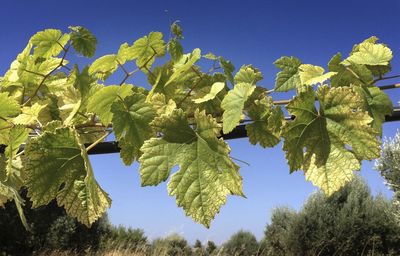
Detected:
[
  {"left": 353, "top": 85, "right": 393, "bottom": 134},
  {"left": 150, "top": 93, "right": 177, "bottom": 116},
  {"left": 168, "top": 39, "right": 184, "bottom": 62},
  {"left": 234, "top": 65, "right": 263, "bottom": 85},
  {"left": 88, "top": 54, "right": 120, "bottom": 81},
  {"left": 87, "top": 84, "right": 133, "bottom": 125},
  {"left": 304, "top": 138, "right": 359, "bottom": 196},
  {"left": 69, "top": 26, "right": 97, "bottom": 57},
  {"left": 328, "top": 53, "right": 373, "bottom": 86},
  {"left": 111, "top": 94, "right": 156, "bottom": 164},
  {"left": 119, "top": 32, "right": 166, "bottom": 68},
  {"left": 0, "top": 92, "right": 20, "bottom": 120},
  {"left": 282, "top": 86, "right": 380, "bottom": 194},
  {"left": 165, "top": 48, "right": 201, "bottom": 87},
  {"left": 219, "top": 57, "right": 235, "bottom": 84},
  {"left": 273, "top": 56, "right": 302, "bottom": 92},
  {"left": 3, "top": 125, "right": 29, "bottom": 159},
  {"left": 24, "top": 127, "right": 111, "bottom": 226},
  {"left": 342, "top": 42, "right": 393, "bottom": 66},
  {"left": 204, "top": 52, "right": 218, "bottom": 60},
  {"left": 171, "top": 22, "right": 183, "bottom": 39},
  {"left": 71, "top": 65, "right": 97, "bottom": 99},
  {"left": 138, "top": 138, "right": 182, "bottom": 185},
  {"left": 221, "top": 83, "right": 255, "bottom": 134},
  {"left": 193, "top": 82, "right": 225, "bottom": 103},
  {"left": 299, "top": 64, "right": 337, "bottom": 86},
  {"left": 13, "top": 102, "right": 47, "bottom": 125},
  {"left": 139, "top": 110, "right": 243, "bottom": 227},
  {"left": 150, "top": 109, "right": 196, "bottom": 144},
  {"left": 245, "top": 97, "right": 283, "bottom": 148},
  {"left": 30, "top": 29, "right": 69, "bottom": 58}
]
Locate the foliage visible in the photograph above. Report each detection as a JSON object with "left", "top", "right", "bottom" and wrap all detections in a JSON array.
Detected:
[
  {"left": 0, "top": 23, "right": 395, "bottom": 228},
  {"left": 101, "top": 226, "right": 148, "bottom": 251},
  {"left": 152, "top": 234, "right": 192, "bottom": 256},
  {"left": 205, "top": 241, "right": 217, "bottom": 255},
  {"left": 221, "top": 230, "right": 260, "bottom": 256},
  {"left": 263, "top": 178, "right": 400, "bottom": 255},
  {"left": 375, "top": 130, "right": 400, "bottom": 222},
  {"left": 0, "top": 190, "right": 111, "bottom": 255}
]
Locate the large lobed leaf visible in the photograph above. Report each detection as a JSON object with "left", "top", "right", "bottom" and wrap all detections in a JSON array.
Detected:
[
  {"left": 139, "top": 110, "right": 243, "bottom": 227},
  {"left": 282, "top": 86, "right": 380, "bottom": 195},
  {"left": 111, "top": 93, "right": 156, "bottom": 165},
  {"left": 24, "top": 127, "right": 111, "bottom": 226}
]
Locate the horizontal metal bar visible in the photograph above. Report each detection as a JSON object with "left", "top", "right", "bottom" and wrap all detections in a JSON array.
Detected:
[
  {"left": 1, "top": 108, "right": 399, "bottom": 155},
  {"left": 86, "top": 107, "right": 400, "bottom": 155}
]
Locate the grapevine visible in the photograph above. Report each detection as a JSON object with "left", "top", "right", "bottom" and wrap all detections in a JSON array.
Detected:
[{"left": 0, "top": 23, "right": 397, "bottom": 228}]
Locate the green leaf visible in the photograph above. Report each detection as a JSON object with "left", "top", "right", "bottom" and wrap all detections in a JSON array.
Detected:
[
  {"left": 328, "top": 53, "right": 373, "bottom": 86},
  {"left": 299, "top": 64, "right": 337, "bottom": 86},
  {"left": 120, "top": 32, "right": 166, "bottom": 68},
  {"left": 138, "top": 138, "right": 182, "bottom": 185},
  {"left": 0, "top": 92, "right": 20, "bottom": 120},
  {"left": 282, "top": 86, "right": 380, "bottom": 195},
  {"left": 193, "top": 82, "right": 225, "bottom": 103},
  {"left": 150, "top": 93, "right": 177, "bottom": 116},
  {"left": 221, "top": 83, "right": 255, "bottom": 134},
  {"left": 139, "top": 110, "right": 243, "bottom": 227},
  {"left": 24, "top": 127, "right": 111, "bottom": 226},
  {"left": 165, "top": 48, "right": 201, "bottom": 87},
  {"left": 3, "top": 125, "right": 29, "bottom": 159},
  {"left": 111, "top": 94, "right": 156, "bottom": 165},
  {"left": 342, "top": 42, "right": 393, "bottom": 66},
  {"left": 353, "top": 86, "right": 392, "bottom": 134},
  {"left": 13, "top": 102, "right": 47, "bottom": 125},
  {"left": 71, "top": 65, "right": 97, "bottom": 99},
  {"left": 219, "top": 57, "right": 235, "bottom": 84},
  {"left": 87, "top": 84, "right": 133, "bottom": 125},
  {"left": 30, "top": 29, "right": 69, "bottom": 58},
  {"left": 234, "top": 65, "right": 263, "bottom": 85},
  {"left": 245, "top": 97, "right": 283, "bottom": 148},
  {"left": 171, "top": 22, "right": 183, "bottom": 39},
  {"left": 204, "top": 52, "right": 218, "bottom": 60},
  {"left": 69, "top": 26, "right": 97, "bottom": 57},
  {"left": 88, "top": 54, "right": 120, "bottom": 81},
  {"left": 273, "top": 56, "right": 302, "bottom": 92},
  {"left": 168, "top": 39, "right": 184, "bottom": 62}
]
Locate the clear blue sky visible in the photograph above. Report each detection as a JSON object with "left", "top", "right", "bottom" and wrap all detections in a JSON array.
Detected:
[{"left": 1, "top": 0, "right": 400, "bottom": 245}]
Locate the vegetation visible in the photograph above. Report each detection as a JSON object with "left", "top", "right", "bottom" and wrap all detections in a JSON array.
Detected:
[
  {"left": 376, "top": 130, "right": 400, "bottom": 222},
  {"left": 220, "top": 230, "right": 260, "bottom": 256},
  {"left": 1, "top": 178, "right": 399, "bottom": 255},
  {"left": 0, "top": 22, "right": 396, "bottom": 228},
  {"left": 263, "top": 178, "right": 400, "bottom": 255}
]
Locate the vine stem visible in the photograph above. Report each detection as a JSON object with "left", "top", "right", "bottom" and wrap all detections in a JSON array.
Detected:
[
  {"left": 118, "top": 51, "right": 158, "bottom": 85},
  {"left": 86, "top": 131, "right": 112, "bottom": 152},
  {"left": 176, "top": 67, "right": 203, "bottom": 108},
  {"left": 23, "top": 45, "right": 70, "bottom": 106}
]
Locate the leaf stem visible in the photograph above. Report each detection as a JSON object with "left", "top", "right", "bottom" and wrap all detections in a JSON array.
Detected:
[
  {"left": 86, "top": 131, "right": 112, "bottom": 152},
  {"left": 23, "top": 45, "right": 70, "bottom": 106}
]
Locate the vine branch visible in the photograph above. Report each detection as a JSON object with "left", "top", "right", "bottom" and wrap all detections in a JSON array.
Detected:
[{"left": 23, "top": 45, "right": 70, "bottom": 106}]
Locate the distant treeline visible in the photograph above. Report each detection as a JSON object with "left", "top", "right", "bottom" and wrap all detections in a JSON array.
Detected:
[{"left": 1, "top": 177, "right": 399, "bottom": 256}]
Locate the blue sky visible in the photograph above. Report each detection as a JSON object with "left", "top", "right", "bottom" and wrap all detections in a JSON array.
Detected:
[{"left": 1, "top": 0, "right": 400, "bottom": 244}]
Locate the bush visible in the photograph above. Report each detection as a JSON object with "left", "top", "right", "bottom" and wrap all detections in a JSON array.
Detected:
[
  {"left": 0, "top": 190, "right": 111, "bottom": 255},
  {"left": 376, "top": 131, "right": 400, "bottom": 222},
  {"left": 221, "top": 230, "right": 259, "bottom": 256},
  {"left": 263, "top": 178, "right": 400, "bottom": 256},
  {"left": 152, "top": 233, "right": 192, "bottom": 256}
]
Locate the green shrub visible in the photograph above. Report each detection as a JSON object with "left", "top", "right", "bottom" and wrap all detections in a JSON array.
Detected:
[
  {"left": 263, "top": 178, "right": 400, "bottom": 256},
  {"left": 221, "top": 230, "right": 259, "bottom": 256},
  {"left": 152, "top": 233, "right": 192, "bottom": 256}
]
